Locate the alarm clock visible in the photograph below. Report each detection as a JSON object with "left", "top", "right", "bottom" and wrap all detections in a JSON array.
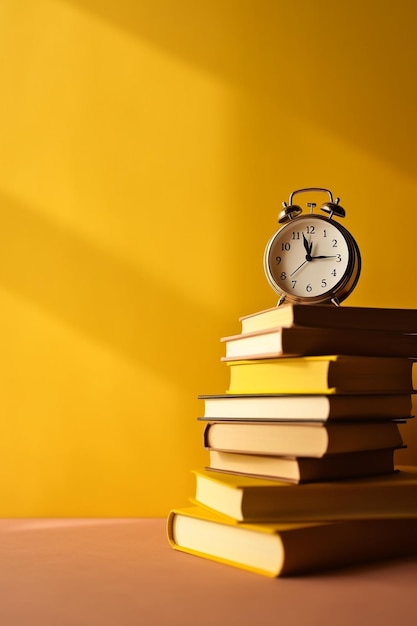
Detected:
[{"left": 263, "top": 187, "right": 361, "bottom": 306}]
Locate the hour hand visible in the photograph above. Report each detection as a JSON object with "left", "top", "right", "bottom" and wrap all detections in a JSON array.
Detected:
[{"left": 302, "top": 233, "right": 312, "bottom": 260}]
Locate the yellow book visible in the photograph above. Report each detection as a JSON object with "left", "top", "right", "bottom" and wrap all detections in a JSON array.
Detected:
[
  {"left": 191, "top": 466, "right": 417, "bottom": 522},
  {"left": 167, "top": 505, "right": 417, "bottom": 577},
  {"left": 226, "top": 355, "right": 414, "bottom": 394}
]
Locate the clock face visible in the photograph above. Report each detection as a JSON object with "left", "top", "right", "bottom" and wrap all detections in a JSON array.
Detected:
[{"left": 264, "top": 215, "right": 358, "bottom": 303}]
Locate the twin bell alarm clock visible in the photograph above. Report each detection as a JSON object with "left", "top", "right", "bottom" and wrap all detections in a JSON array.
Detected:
[{"left": 264, "top": 187, "right": 361, "bottom": 306}]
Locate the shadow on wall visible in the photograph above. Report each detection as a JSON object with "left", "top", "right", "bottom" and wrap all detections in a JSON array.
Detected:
[
  {"left": 65, "top": 0, "right": 417, "bottom": 179},
  {"left": 0, "top": 190, "right": 228, "bottom": 389}
]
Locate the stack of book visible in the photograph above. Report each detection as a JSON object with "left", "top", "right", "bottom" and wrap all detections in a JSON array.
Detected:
[{"left": 167, "top": 304, "right": 417, "bottom": 577}]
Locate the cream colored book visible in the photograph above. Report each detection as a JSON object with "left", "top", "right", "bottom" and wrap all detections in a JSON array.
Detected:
[
  {"left": 207, "top": 447, "right": 399, "bottom": 483},
  {"left": 221, "top": 326, "right": 417, "bottom": 360},
  {"left": 198, "top": 393, "right": 413, "bottom": 421},
  {"left": 203, "top": 420, "right": 404, "bottom": 457}
]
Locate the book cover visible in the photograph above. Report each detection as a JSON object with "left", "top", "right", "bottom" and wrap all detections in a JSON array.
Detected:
[
  {"left": 203, "top": 420, "right": 404, "bottom": 457},
  {"left": 191, "top": 466, "right": 417, "bottom": 522},
  {"left": 239, "top": 304, "right": 417, "bottom": 334},
  {"left": 207, "top": 447, "right": 400, "bottom": 483},
  {"left": 167, "top": 504, "right": 417, "bottom": 577},
  {"left": 225, "top": 355, "right": 415, "bottom": 395},
  {"left": 198, "top": 393, "right": 413, "bottom": 421},
  {"left": 221, "top": 325, "right": 417, "bottom": 360}
]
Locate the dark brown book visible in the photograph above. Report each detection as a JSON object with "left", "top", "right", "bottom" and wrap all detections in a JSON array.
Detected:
[
  {"left": 239, "top": 304, "right": 417, "bottom": 334},
  {"left": 221, "top": 325, "right": 417, "bottom": 360}
]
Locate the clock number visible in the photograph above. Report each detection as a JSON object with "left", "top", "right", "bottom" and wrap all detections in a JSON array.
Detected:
[
  {"left": 331, "top": 269, "right": 337, "bottom": 277},
  {"left": 281, "top": 242, "right": 290, "bottom": 251},
  {"left": 332, "top": 239, "right": 337, "bottom": 247},
  {"left": 280, "top": 272, "right": 287, "bottom": 280},
  {"left": 291, "top": 231, "right": 300, "bottom": 240},
  {"left": 291, "top": 280, "right": 297, "bottom": 289},
  {"left": 321, "top": 279, "right": 327, "bottom": 288},
  {"left": 306, "top": 284, "right": 312, "bottom": 292},
  {"left": 275, "top": 256, "right": 282, "bottom": 265},
  {"left": 306, "top": 226, "right": 315, "bottom": 234},
  {"left": 336, "top": 254, "right": 341, "bottom": 262},
  {"left": 323, "top": 229, "right": 327, "bottom": 237}
]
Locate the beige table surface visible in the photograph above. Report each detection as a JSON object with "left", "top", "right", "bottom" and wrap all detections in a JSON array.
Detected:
[{"left": 0, "top": 518, "right": 416, "bottom": 626}]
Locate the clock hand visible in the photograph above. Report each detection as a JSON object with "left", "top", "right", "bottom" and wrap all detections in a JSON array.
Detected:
[
  {"left": 310, "top": 255, "right": 339, "bottom": 259},
  {"left": 290, "top": 259, "right": 308, "bottom": 276},
  {"left": 302, "top": 233, "right": 312, "bottom": 261}
]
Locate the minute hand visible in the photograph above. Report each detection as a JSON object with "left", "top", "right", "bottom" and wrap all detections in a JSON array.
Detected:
[{"left": 310, "top": 255, "right": 339, "bottom": 259}]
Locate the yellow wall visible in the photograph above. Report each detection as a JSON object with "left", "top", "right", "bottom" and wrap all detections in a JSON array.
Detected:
[{"left": 0, "top": 0, "right": 416, "bottom": 515}]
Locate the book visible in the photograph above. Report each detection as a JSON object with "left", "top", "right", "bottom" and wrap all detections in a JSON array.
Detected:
[
  {"left": 225, "top": 355, "right": 415, "bottom": 395},
  {"left": 203, "top": 420, "right": 404, "bottom": 457},
  {"left": 240, "top": 304, "right": 417, "bottom": 335},
  {"left": 207, "top": 447, "right": 400, "bottom": 483},
  {"left": 190, "top": 466, "right": 417, "bottom": 522},
  {"left": 221, "top": 325, "right": 417, "bottom": 360},
  {"left": 198, "top": 393, "right": 413, "bottom": 422},
  {"left": 167, "top": 505, "right": 417, "bottom": 577}
]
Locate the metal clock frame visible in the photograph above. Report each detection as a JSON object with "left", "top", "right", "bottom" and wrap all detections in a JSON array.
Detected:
[{"left": 263, "top": 188, "right": 362, "bottom": 306}]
